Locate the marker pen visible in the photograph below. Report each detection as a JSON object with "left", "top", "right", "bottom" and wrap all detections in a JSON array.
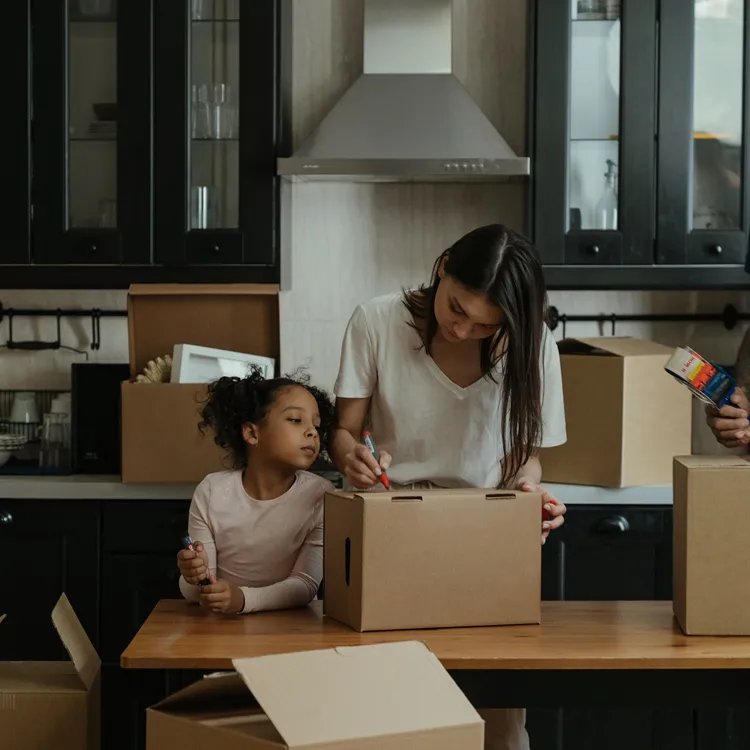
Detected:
[
  {"left": 362, "top": 431, "right": 390, "bottom": 490},
  {"left": 182, "top": 535, "right": 210, "bottom": 586}
]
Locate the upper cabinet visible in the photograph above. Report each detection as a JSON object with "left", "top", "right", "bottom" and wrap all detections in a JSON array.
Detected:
[
  {"left": 533, "top": 0, "right": 750, "bottom": 289},
  {"left": 4, "top": 0, "right": 280, "bottom": 288}
]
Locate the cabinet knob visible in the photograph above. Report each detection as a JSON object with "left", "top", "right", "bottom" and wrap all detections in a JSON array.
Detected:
[
  {"left": 595, "top": 515, "right": 629, "bottom": 534},
  {"left": 588, "top": 245, "right": 600, "bottom": 255},
  {"left": 708, "top": 244, "right": 723, "bottom": 256},
  {"left": 0, "top": 511, "right": 13, "bottom": 525},
  {"left": 91, "top": 244, "right": 98, "bottom": 252},
  {"left": 212, "top": 245, "right": 220, "bottom": 254}
]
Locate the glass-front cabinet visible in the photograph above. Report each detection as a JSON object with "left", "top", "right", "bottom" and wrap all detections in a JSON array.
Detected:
[
  {"left": 4, "top": 0, "right": 279, "bottom": 286},
  {"left": 534, "top": 0, "right": 750, "bottom": 289}
]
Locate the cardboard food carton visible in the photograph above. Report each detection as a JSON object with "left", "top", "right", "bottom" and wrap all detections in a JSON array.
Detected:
[
  {"left": 0, "top": 594, "right": 101, "bottom": 750},
  {"left": 673, "top": 455, "right": 750, "bottom": 635},
  {"left": 146, "top": 641, "right": 484, "bottom": 750},
  {"left": 121, "top": 284, "right": 279, "bottom": 483},
  {"left": 324, "top": 488, "right": 542, "bottom": 631},
  {"left": 539, "top": 337, "right": 692, "bottom": 487}
]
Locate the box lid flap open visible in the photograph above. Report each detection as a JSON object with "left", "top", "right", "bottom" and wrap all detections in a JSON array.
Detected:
[
  {"left": 558, "top": 336, "right": 672, "bottom": 358},
  {"left": 127, "top": 284, "right": 280, "bottom": 377},
  {"left": 232, "top": 641, "right": 481, "bottom": 748},
  {"left": 51, "top": 594, "right": 100, "bottom": 690}
]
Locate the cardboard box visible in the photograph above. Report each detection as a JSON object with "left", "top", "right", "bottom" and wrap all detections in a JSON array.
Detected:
[
  {"left": 121, "top": 284, "right": 279, "bottom": 483},
  {"left": 0, "top": 594, "right": 100, "bottom": 750},
  {"left": 539, "top": 337, "right": 692, "bottom": 487},
  {"left": 673, "top": 455, "right": 750, "bottom": 635},
  {"left": 147, "top": 641, "right": 483, "bottom": 750},
  {"left": 324, "top": 488, "right": 541, "bottom": 631}
]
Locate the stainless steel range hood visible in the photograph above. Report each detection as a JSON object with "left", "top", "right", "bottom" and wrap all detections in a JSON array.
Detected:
[{"left": 277, "top": 0, "right": 530, "bottom": 183}]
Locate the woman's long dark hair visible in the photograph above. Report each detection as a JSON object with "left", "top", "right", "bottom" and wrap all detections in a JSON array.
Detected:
[{"left": 402, "top": 224, "right": 548, "bottom": 488}]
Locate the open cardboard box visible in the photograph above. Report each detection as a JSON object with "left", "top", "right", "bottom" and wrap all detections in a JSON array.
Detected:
[
  {"left": 147, "top": 641, "right": 484, "bottom": 750},
  {"left": 0, "top": 594, "right": 101, "bottom": 750},
  {"left": 324, "top": 487, "right": 542, "bottom": 631},
  {"left": 539, "top": 337, "right": 692, "bottom": 487},
  {"left": 121, "top": 284, "right": 279, "bottom": 483}
]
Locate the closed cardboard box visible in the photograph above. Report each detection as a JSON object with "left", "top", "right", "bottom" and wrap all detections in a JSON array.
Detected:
[
  {"left": 324, "top": 488, "right": 541, "bottom": 631},
  {"left": 121, "top": 284, "right": 279, "bottom": 483},
  {"left": 673, "top": 455, "right": 750, "bottom": 635},
  {"left": 539, "top": 337, "right": 692, "bottom": 487},
  {"left": 0, "top": 594, "right": 101, "bottom": 750},
  {"left": 146, "top": 641, "right": 484, "bottom": 750}
]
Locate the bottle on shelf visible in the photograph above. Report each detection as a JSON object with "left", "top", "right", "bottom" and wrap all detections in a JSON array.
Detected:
[{"left": 594, "top": 159, "right": 618, "bottom": 230}]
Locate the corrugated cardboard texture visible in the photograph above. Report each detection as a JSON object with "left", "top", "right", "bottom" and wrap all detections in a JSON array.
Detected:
[
  {"left": 0, "top": 595, "right": 100, "bottom": 750},
  {"left": 540, "top": 337, "right": 692, "bottom": 487},
  {"left": 147, "top": 644, "right": 484, "bottom": 750},
  {"left": 324, "top": 489, "right": 541, "bottom": 631},
  {"left": 122, "top": 285, "right": 279, "bottom": 483},
  {"left": 121, "top": 382, "right": 228, "bottom": 483},
  {"left": 673, "top": 455, "right": 750, "bottom": 635},
  {"left": 127, "top": 284, "right": 279, "bottom": 376}
]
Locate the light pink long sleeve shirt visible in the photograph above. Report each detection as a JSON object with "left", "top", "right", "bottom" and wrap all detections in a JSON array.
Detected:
[{"left": 179, "top": 469, "right": 333, "bottom": 614}]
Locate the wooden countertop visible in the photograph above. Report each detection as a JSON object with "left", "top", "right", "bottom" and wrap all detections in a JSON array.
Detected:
[{"left": 121, "top": 599, "right": 750, "bottom": 671}]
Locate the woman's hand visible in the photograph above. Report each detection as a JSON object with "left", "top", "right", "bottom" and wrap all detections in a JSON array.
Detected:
[
  {"left": 705, "top": 388, "right": 750, "bottom": 448},
  {"left": 199, "top": 576, "right": 245, "bottom": 614},
  {"left": 515, "top": 476, "right": 566, "bottom": 544},
  {"left": 177, "top": 541, "right": 209, "bottom": 585},
  {"left": 344, "top": 443, "right": 392, "bottom": 489}
]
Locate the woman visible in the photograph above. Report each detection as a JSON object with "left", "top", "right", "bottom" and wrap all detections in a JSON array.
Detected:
[{"left": 330, "top": 223, "right": 567, "bottom": 750}]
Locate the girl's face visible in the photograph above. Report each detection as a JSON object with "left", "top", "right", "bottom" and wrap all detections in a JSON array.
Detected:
[
  {"left": 434, "top": 261, "right": 503, "bottom": 343},
  {"left": 242, "top": 386, "right": 321, "bottom": 470}
]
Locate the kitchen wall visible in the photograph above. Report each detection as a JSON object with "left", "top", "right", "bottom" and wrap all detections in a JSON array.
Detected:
[{"left": 1, "top": 0, "right": 748, "bottom": 453}]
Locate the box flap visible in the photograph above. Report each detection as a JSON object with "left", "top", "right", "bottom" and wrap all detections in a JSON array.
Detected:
[
  {"left": 232, "top": 641, "right": 481, "bottom": 748},
  {"left": 51, "top": 594, "right": 100, "bottom": 690},
  {"left": 675, "top": 455, "right": 750, "bottom": 470},
  {"left": 558, "top": 337, "right": 672, "bottom": 358},
  {"left": 127, "top": 284, "right": 280, "bottom": 376}
]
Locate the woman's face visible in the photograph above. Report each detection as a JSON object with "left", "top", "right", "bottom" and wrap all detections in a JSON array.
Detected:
[{"left": 434, "top": 263, "right": 503, "bottom": 343}]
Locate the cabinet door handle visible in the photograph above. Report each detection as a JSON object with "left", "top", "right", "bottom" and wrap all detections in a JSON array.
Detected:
[
  {"left": 588, "top": 245, "right": 601, "bottom": 256},
  {"left": 595, "top": 515, "right": 629, "bottom": 534},
  {"left": 0, "top": 510, "right": 13, "bottom": 525}
]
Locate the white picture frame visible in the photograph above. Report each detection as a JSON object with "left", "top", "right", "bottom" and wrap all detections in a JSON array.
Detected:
[{"left": 170, "top": 344, "right": 276, "bottom": 384}]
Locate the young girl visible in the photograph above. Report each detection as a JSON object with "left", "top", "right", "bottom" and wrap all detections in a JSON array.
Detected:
[
  {"left": 331, "top": 224, "right": 568, "bottom": 750},
  {"left": 177, "top": 370, "right": 335, "bottom": 615}
]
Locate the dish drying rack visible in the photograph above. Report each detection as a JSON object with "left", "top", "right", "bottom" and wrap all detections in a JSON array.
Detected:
[{"left": 0, "top": 389, "right": 67, "bottom": 442}]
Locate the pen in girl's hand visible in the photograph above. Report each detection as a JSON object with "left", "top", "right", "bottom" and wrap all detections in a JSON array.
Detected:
[
  {"left": 362, "top": 431, "right": 390, "bottom": 490},
  {"left": 182, "top": 535, "right": 210, "bottom": 586}
]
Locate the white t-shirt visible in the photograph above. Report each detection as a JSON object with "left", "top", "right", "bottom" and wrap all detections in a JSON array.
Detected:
[
  {"left": 334, "top": 293, "right": 567, "bottom": 489},
  {"left": 179, "top": 469, "right": 334, "bottom": 614}
]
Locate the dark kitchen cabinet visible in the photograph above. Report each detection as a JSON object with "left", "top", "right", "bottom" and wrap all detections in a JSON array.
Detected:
[
  {"left": 533, "top": 0, "right": 750, "bottom": 289},
  {"left": 528, "top": 505, "right": 750, "bottom": 750},
  {"left": 3, "top": 0, "right": 280, "bottom": 288},
  {"left": 0, "top": 499, "right": 99, "bottom": 660}
]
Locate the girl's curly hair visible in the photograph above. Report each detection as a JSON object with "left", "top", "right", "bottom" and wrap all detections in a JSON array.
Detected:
[{"left": 198, "top": 368, "right": 335, "bottom": 470}]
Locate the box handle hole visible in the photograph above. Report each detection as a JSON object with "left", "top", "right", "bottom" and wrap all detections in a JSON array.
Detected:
[{"left": 344, "top": 537, "right": 351, "bottom": 586}]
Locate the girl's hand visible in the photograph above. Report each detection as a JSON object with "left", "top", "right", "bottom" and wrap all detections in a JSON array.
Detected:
[
  {"left": 177, "top": 541, "right": 209, "bottom": 585},
  {"left": 199, "top": 576, "right": 245, "bottom": 614},
  {"left": 515, "top": 477, "right": 566, "bottom": 544},
  {"left": 344, "top": 443, "right": 392, "bottom": 489}
]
